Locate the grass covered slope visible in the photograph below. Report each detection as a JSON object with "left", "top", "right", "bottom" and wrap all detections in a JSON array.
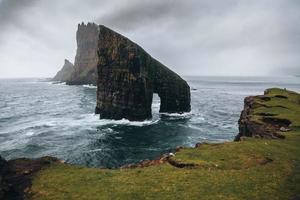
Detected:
[
  {"left": 237, "top": 88, "right": 300, "bottom": 140},
  {"left": 253, "top": 88, "right": 300, "bottom": 127},
  {"left": 29, "top": 88, "right": 300, "bottom": 200}
]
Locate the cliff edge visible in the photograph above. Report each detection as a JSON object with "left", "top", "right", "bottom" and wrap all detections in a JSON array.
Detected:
[
  {"left": 1, "top": 89, "right": 299, "bottom": 199},
  {"left": 236, "top": 88, "right": 299, "bottom": 140}
]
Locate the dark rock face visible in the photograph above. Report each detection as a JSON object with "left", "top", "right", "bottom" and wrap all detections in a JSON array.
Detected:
[
  {"left": 96, "top": 25, "right": 191, "bottom": 121},
  {"left": 67, "top": 22, "right": 99, "bottom": 85},
  {"left": 235, "top": 96, "right": 286, "bottom": 141},
  {"left": 52, "top": 59, "right": 74, "bottom": 82},
  {"left": 0, "top": 156, "right": 60, "bottom": 200},
  {"left": 236, "top": 96, "right": 267, "bottom": 141},
  {"left": 0, "top": 156, "right": 8, "bottom": 200}
]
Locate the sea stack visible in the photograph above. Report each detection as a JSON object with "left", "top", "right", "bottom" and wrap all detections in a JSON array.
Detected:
[
  {"left": 52, "top": 59, "right": 74, "bottom": 82},
  {"left": 95, "top": 25, "right": 191, "bottom": 121},
  {"left": 67, "top": 22, "right": 99, "bottom": 85}
]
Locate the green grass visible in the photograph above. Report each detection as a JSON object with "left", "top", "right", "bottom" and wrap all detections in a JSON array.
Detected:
[
  {"left": 251, "top": 88, "right": 300, "bottom": 127},
  {"left": 29, "top": 88, "right": 300, "bottom": 200}
]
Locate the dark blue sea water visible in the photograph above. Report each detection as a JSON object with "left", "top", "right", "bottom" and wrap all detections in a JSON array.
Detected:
[{"left": 0, "top": 76, "right": 299, "bottom": 168}]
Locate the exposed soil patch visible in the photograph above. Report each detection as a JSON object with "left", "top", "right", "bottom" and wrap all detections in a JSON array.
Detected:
[
  {"left": 258, "top": 96, "right": 271, "bottom": 101},
  {"left": 256, "top": 157, "right": 273, "bottom": 165},
  {"left": 259, "top": 104, "right": 288, "bottom": 109},
  {"left": 274, "top": 95, "right": 288, "bottom": 99},
  {"left": 262, "top": 117, "right": 291, "bottom": 128},
  {"left": 257, "top": 113, "right": 277, "bottom": 117},
  {"left": 167, "top": 158, "right": 198, "bottom": 168}
]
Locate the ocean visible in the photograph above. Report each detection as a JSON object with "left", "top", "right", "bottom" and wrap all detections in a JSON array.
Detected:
[{"left": 0, "top": 76, "right": 299, "bottom": 168}]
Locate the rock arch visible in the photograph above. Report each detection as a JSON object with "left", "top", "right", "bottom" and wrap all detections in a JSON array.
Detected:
[{"left": 95, "top": 25, "right": 191, "bottom": 121}]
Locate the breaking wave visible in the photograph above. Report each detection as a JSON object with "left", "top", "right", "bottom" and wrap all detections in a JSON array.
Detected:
[
  {"left": 83, "top": 84, "right": 97, "bottom": 89},
  {"left": 1, "top": 76, "right": 298, "bottom": 167}
]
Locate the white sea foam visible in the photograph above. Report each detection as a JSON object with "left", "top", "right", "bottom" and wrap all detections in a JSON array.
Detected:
[
  {"left": 187, "top": 124, "right": 203, "bottom": 131},
  {"left": 83, "top": 84, "right": 97, "bottom": 89},
  {"left": 5, "top": 114, "right": 158, "bottom": 136},
  {"left": 41, "top": 81, "right": 56, "bottom": 85},
  {"left": 25, "top": 131, "right": 35, "bottom": 136},
  {"left": 39, "top": 114, "right": 158, "bottom": 129},
  {"left": 160, "top": 112, "right": 192, "bottom": 118},
  {"left": 98, "top": 118, "right": 159, "bottom": 127},
  {"left": 88, "top": 148, "right": 103, "bottom": 153},
  {"left": 76, "top": 114, "right": 159, "bottom": 127},
  {"left": 189, "top": 116, "right": 205, "bottom": 123},
  {"left": 105, "top": 128, "right": 114, "bottom": 133},
  {"left": 52, "top": 82, "right": 66, "bottom": 85}
]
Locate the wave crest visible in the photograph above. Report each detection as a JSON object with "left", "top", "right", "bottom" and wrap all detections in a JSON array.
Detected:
[{"left": 83, "top": 84, "right": 97, "bottom": 89}]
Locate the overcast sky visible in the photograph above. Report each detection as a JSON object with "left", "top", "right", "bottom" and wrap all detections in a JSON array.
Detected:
[{"left": 0, "top": 0, "right": 299, "bottom": 78}]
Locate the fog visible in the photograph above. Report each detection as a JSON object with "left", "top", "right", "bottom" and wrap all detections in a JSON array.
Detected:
[{"left": 0, "top": 0, "right": 299, "bottom": 78}]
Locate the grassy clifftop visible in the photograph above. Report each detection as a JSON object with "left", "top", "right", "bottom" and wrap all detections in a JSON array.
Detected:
[
  {"left": 24, "top": 88, "right": 300, "bottom": 199},
  {"left": 236, "top": 88, "right": 300, "bottom": 140}
]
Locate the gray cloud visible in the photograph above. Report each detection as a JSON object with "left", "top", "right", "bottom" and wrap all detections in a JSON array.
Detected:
[
  {"left": 0, "top": 0, "right": 299, "bottom": 78},
  {"left": 0, "top": 0, "right": 37, "bottom": 37},
  {"left": 0, "top": 0, "right": 36, "bottom": 23},
  {"left": 98, "top": 0, "right": 238, "bottom": 31}
]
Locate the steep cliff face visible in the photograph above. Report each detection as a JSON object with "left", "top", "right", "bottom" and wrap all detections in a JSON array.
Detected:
[
  {"left": 0, "top": 156, "right": 7, "bottom": 199},
  {"left": 235, "top": 88, "right": 298, "bottom": 141},
  {"left": 96, "top": 25, "right": 191, "bottom": 121},
  {"left": 0, "top": 156, "right": 60, "bottom": 199},
  {"left": 236, "top": 96, "right": 274, "bottom": 140},
  {"left": 67, "top": 22, "right": 99, "bottom": 85},
  {"left": 52, "top": 59, "right": 74, "bottom": 82}
]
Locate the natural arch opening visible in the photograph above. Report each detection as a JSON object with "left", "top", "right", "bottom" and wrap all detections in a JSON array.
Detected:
[
  {"left": 95, "top": 25, "right": 191, "bottom": 121},
  {"left": 151, "top": 93, "right": 161, "bottom": 117}
]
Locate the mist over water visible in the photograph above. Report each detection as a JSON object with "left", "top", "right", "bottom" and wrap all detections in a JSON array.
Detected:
[{"left": 0, "top": 76, "right": 299, "bottom": 168}]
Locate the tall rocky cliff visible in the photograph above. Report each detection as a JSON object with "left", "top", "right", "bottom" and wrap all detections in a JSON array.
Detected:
[
  {"left": 235, "top": 88, "right": 295, "bottom": 141},
  {"left": 95, "top": 25, "right": 191, "bottom": 121},
  {"left": 52, "top": 59, "right": 74, "bottom": 82},
  {"left": 66, "top": 22, "right": 99, "bottom": 85}
]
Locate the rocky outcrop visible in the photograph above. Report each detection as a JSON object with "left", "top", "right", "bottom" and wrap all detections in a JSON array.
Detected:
[
  {"left": 95, "top": 25, "right": 191, "bottom": 121},
  {"left": 236, "top": 96, "right": 274, "bottom": 141},
  {"left": 0, "top": 156, "right": 8, "bottom": 200},
  {"left": 235, "top": 88, "right": 296, "bottom": 141},
  {"left": 67, "top": 22, "right": 99, "bottom": 85},
  {"left": 52, "top": 59, "right": 74, "bottom": 82},
  {"left": 0, "top": 156, "right": 61, "bottom": 200}
]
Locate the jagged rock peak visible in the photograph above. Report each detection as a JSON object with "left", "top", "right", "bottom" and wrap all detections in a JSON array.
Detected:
[
  {"left": 66, "top": 22, "right": 99, "bottom": 85},
  {"left": 52, "top": 59, "right": 74, "bottom": 82},
  {"left": 96, "top": 25, "right": 191, "bottom": 121},
  {"left": 78, "top": 22, "right": 99, "bottom": 28},
  {"left": 64, "top": 59, "right": 72, "bottom": 65}
]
